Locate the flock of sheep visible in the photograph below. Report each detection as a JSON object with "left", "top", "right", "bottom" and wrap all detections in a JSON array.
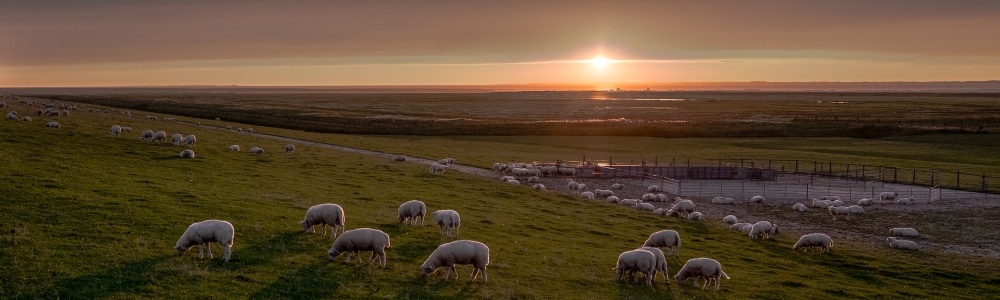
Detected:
[{"left": 108, "top": 123, "right": 293, "bottom": 158}]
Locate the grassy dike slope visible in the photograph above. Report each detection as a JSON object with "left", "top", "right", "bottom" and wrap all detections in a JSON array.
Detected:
[{"left": 1, "top": 107, "right": 998, "bottom": 299}]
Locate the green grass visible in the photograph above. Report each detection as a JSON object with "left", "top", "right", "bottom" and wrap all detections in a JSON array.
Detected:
[{"left": 1, "top": 104, "right": 999, "bottom": 299}]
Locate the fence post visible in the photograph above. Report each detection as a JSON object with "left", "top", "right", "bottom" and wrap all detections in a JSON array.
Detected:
[
  {"left": 655, "top": 156, "right": 658, "bottom": 167},
  {"left": 610, "top": 157, "right": 613, "bottom": 166},
  {"left": 829, "top": 162, "right": 833, "bottom": 175},
  {"left": 795, "top": 160, "right": 799, "bottom": 173},
  {"left": 912, "top": 169, "right": 916, "bottom": 184},
  {"left": 814, "top": 161, "right": 817, "bottom": 173},
  {"left": 687, "top": 159, "right": 690, "bottom": 167},
  {"left": 862, "top": 164, "right": 866, "bottom": 179},
  {"left": 957, "top": 171, "right": 960, "bottom": 190}
]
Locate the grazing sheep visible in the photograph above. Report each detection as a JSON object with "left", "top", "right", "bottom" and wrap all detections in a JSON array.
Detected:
[
  {"left": 889, "top": 228, "right": 919, "bottom": 237},
  {"left": 831, "top": 200, "right": 846, "bottom": 207},
  {"left": 792, "top": 203, "right": 809, "bottom": 212},
  {"left": 642, "top": 193, "right": 657, "bottom": 202},
  {"left": 139, "top": 129, "right": 153, "bottom": 141},
  {"left": 828, "top": 206, "right": 851, "bottom": 221},
  {"left": 398, "top": 200, "right": 426, "bottom": 226},
  {"left": 567, "top": 181, "right": 580, "bottom": 190},
  {"left": 730, "top": 223, "right": 751, "bottom": 231},
  {"left": 879, "top": 191, "right": 898, "bottom": 205},
  {"left": 527, "top": 176, "right": 540, "bottom": 183},
  {"left": 688, "top": 212, "right": 704, "bottom": 221},
  {"left": 532, "top": 183, "right": 546, "bottom": 190},
  {"left": 5, "top": 111, "right": 17, "bottom": 120},
  {"left": 577, "top": 183, "right": 586, "bottom": 191},
  {"left": 749, "top": 221, "right": 777, "bottom": 239},
  {"left": 420, "top": 240, "right": 490, "bottom": 282},
  {"left": 656, "top": 194, "right": 668, "bottom": 202},
  {"left": 847, "top": 205, "right": 864, "bottom": 215},
  {"left": 611, "top": 183, "right": 624, "bottom": 190},
  {"left": 246, "top": 128, "right": 253, "bottom": 133},
  {"left": 492, "top": 163, "right": 503, "bottom": 171},
  {"left": 46, "top": 121, "right": 60, "bottom": 128},
  {"left": 236, "top": 128, "right": 243, "bottom": 132},
  {"left": 621, "top": 198, "right": 639, "bottom": 206},
  {"left": 594, "top": 189, "right": 614, "bottom": 197},
  {"left": 896, "top": 197, "right": 914, "bottom": 205},
  {"left": 179, "top": 150, "right": 196, "bottom": 158},
  {"left": 437, "top": 159, "right": 450, "bottom": 165},
  {"left": 670, "top": 200, "right": 696, "bottom": 219},
  {"left": 499, "top": 176, "right": 514, "bottom": 182},
  {"left": 171, "top": 133, "right": 183, "bottom": 146},
  {"left": 711, "top": 197, "right": 735, "bottom": 204},
  {"left": 110, "top": 125, "right": 122, "bottom": 137},
  {"left": 429, "top": 163, "right": 447, "bottom": 175},
  {"left": 887, "top": 237, "right": 919, "bottom": 251},
  {"left": 249, "top": 147, "right": 264, "bottom": 154},
  {"left": 642, "top": 230, "right": 681, "bottom": 257},
  {"left": 299, "top": 203, "right": 346, "bottom": 238},
  {"left": 638, "top": 247, "right": 669, "bottom": 283},
  {"left": 62, "top": 109, "right": 69, "bottom": 116},
  {"left": 749, "top": 195, "right": 765, "bottom": 203},
  {"left": 21, "top": 116, "right": 30, "bottom": 121},
  {"left": 506, "top": 180, "right": 520, "bottom": 185},
  {"left": 653, "top": 208, "right": 667, "bottom": 215},
  {"left": 174, "top": 220, "right": 234, "bottom": 262},
  {"left": 637, "top": 202, "right": 655, "bottom": 211},
  {"left": 122, "top": 127, "right": 132, "bottom": 132},
  {"left": 580, "top": 191, "right": 595, "bottom": 199},
  {"left": 327, "top": 228, "right": 391, "bottom": 267},
  {"left": 215, "top": 118, "right": 221, "bottom": 121},
  {"left": 558, "top": 167, "right": 576, "bottom": 177},
  {"left": 151, "top": 131, "right": 167, "bottom": 143},
  {"left": 793, "top": 233, "right": 834, "bottom": 253},
  {"left": 392, "top": 155, "right": 407, "bottom": 162},
  {"left": 613, "top": 249, "right": 657, "bottom": 286},
  {"left": 812, "top": 199, "right": 832, "bottom": 208},
  {"left": 857, "top": 198, "right": 874, "bottom": 206},
  {"left": 444, "top": 158, "right": 455, "bottom": 165},
  {"left": 181, "top": 135, "right": 197, "bottom": 147},
  {"left": 648, "top": 185, "right": 660, "bottom": 193},
  {"left": 674, "top": 258, "right": 730, "bottom": 291},
  {"left": 226, "top": 126, "right": 232, "bottom": 130},
  {"left": 432, "top": 210, "right": 461, "bottom": 238},
  {"left": 607, "top": 196, "right": 621, "bottom": 204},
  {"left": 284, "top": 144, "right": 295, "bottom": 153},
  {"left": 722, "top": 215, "right": 738, "bottom": 224},
  {"left": 229, "top": 145, "right": 240, "bottom": 151}
]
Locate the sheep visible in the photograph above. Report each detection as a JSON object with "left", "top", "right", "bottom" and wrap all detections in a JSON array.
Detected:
[
  {"left": 5, "top": 111, "right": 16, "bottom": 120},
  {"left": 828, "top": 206, "right": 851, "bottom": 221},
  {"left": 174, "top": 220, "right": 234, "bottom": 262},
  {"left": 594, "top": 189, "right": 614, "bottom": 197},
  {"left": 637, "top": 202, "right": 655, "bottom": 211},
  {"left": 429, "top": 163, "right": 447, "bottom": 175},
  {"left": 151, "top": 131, "right": 167, "bottom": 143},
  {"left": 642, "top": 193, "right": 657, "bottom": 202},
  {"left": 638, "top": 247, "right": 669, "bottom": 283},
  {"left": 748, "top": 221, "right": 777, "bottom": 239},
  {"left": 229, "top": 145, "right": 240, "bottom": 151},
  {"left": 567, "top": 181, "right": 580, "bottom": 190},
  {"left": 792, "top": 203, "right": 809, "bottom": 211},
  {"left": 812, "top": 199, "right": 832, "bottom": 208},
  {"left": 730, "top": 222, "right": 751, "bottom": 231},
  {"left": 820, "top": 196, "right": 841, "bottom": 201},
  {"left": 437, "top": 159, "right": 450, "bottom": 165},
  {"left": 226, "top": 126, "right": 232, "bottom": 130},
  {"left": 673, "top": 258, "right": 730, "bottom": 291},
  {"left": 327, "top": 228, "right": 391, "bottom": 267},
  {"left": 656, "top": 194, "right": 667, "bottom": 202},
  {"left": 613, "top": 249, "right": 657, "bottom": 286},
  {"left": 45, "top": 121, "right": 60, "bottom": 128},
  {"left": 711, "top": 197, "right": 735, "bottom": 204},
  {"left": 390, "top": 154, "right": 407, "bottom": 162},
  {"left": 249, "top": 147, "right": 264, "bottom": 154},
  {"left": 558, "top": 167, "right": 576, "bottom": 176},
  {"left": 246, "top": 128, "right": 253, "bottom": 133},
  {"left": 722, "top": 215, "right": 738, "bottom": 224},
  {"left": 215, "top": 118, "right": 221, "bottom": 121},
  {"left": 236, "top": 128, "right": 243, "bottom": 132},
  {"left": 420, "top": 240, "right": 490, "bottom": 282},
  {"left": 621, "top": 198, "right": 639, "bottom": 206},
  {"left": 653, "top": 208, "right": 666, "bottom": 215},
  {"left": 889, "top": 228, "right": 919, "bottom": 237},
  {"left": 506, "top": 180, "right": 520, "bottom": 185},
  {"left": 492, "top": 163, "right": 503, "bottom": 171},
  {"left": 532, "top": 183, "right": 545, "bottom": 190},
  {"left": 793, "top": 233, "right": 833, "bottom": 253},
  {"left": 857, "top": 198, "right": 874, "bottom": 206},
  {"left": 122, "top": 127, "right": 132, "bottom": 132},
  {"left": 299, "top": 203, "right": 346, "bottom": 238},
  {"left": 444, "top": 158, "right": 455, "bottom": 165},
  {"left": 887, "top": 237, "right": 919, "bottom": 251},
  {"left": 171, "top": 133, "right": 183, "bottom": 146},
  {"left": 284, "top": 144, "right": 295, "bottom": 153},
  {"left": 179, "top": 150, "right": 196, "bottom": 158},
  {"left": 847, "top": 205, "right": 864, "bottom": 215},
  {"left": 181, "top": 135, "right": 197, "bottom": 147},
  {"left": 139, "top": 129, "right": 153, "bottom": 141},
  {"left": 21, "top": 116, "right": 30, "bottom": 121},
  {"left": 749, "top": 195, "right": 765, "bottom": 203},
  {"left": 432, "top": 210, "right": 461, "bottom": 238},
  {"left": 398, "top": 200, "right": 426, "bottom": 226},
  {"left": 831, "top": 200, "right": 846, "bottom": 207},
  {"left": 527, "top": 176, "right": 540, "bottom": 183},
  {"left": 499, "top": 176, "right": 514, "bottom": 182},
  {"left": 670, "top": 200, "right": 695, "bottom": 219},
  {"left": 580, "top": 191, "right": 595, "bottom": 199},
  {"left": 896, "top": 197, "right": 914, "bottom": 205},
  {"left": 611, "top": 183, "right": 624, "bottom": 190},
  {"left": 607, "top": 196, "right": 621, "bottom": 204},
  {"left": 577, "top": 183, "right": 586, "bottom": 191},
  {"left": 110, "top": 125, "right": 122, "bottom": 137},
  {"left": 642, "top": 230, "right": 681, "bottom": 257},
  {"left": 62, "top": 109, "right": 69, "bottom": 116},
  {"left": 647, "top": 185, "right": 660, "bottom": 193},
  {"left": 879, "top": 191, "right": 898, "bottom": 205},
  {"left": 688, "top": 212, "right": 704, "bottom": 221}
]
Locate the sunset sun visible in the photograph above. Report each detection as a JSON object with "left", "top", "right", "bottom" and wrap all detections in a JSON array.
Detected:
[{"left": 589, "top": 56, "right": 612, "bottom": 68}]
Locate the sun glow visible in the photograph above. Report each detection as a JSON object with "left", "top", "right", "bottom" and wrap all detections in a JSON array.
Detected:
[{"left": 589, "top": 56, "right": 612, "bottom": 68}]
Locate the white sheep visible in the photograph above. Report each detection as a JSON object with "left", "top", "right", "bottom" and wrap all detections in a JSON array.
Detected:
[
  {"left": 437, "top": 158, "right": 450, "bottom": 165},
  {"left": 887, "top": 237, "right": 919, "bottom": 251},
  {"left": 327, "top": 228, "right": 391, "bottom": 267},
  {"left": 610, "top": 183, "right": 624, "bottom": 190},
  {"left": 577, "top": 183, "right": 587, "bottom": 191},
  {"left": 46, "top": 121, "right": 60, "bottom": 128},
  {"left": 749, "top": 195, "right": 765, "bottom": 203},
  {"left": 857, "top": 198, "right": 874, "bottom": 206},
  {"left": 896, "top": 197, "right": 914, "bottom": 205},
  {"left": 688, "top": 212, "right": 704, "bottom": 221},
  {"left": 594, "top": 189, "right": 614, "bottom": 197},
  {"left": 722, "top": 215, "right": 738, "bottom": 224},
  {"left": 558, "top": 167, "right": 576, "bottom": 176},
  {"left": 639, "top": 247, "right": 669, "bottom": 283},
  {"left": 847, "top": 205, "right": 864, "bottom": 215},
  {"left": 656, "top": 194, "right": 667, "bottom": 202},
  {"left": 151, "top": 131, "right": 167, "bottom": 143},
  {"left": 670, "top": 200, "right": 695, "bottom": 219},
  {"left": 653, "top": 208, "right": 666, "bottom": 215},
  {"left": 181, "top": 135, "right": 197, "bottom": 147},
  {"left": 730, "top": 222, "right": 751, "bottom": 231},
  {"left": 432, "top": 210, "right": 461, "bottom": 238},
  {"left": 429, "top": 163, "right": 447, "bottom": 175},
  {"left": 580, "top": 191, "right": 595, "bottom": 199},
  {"left": 171, "top": 133, "right": 183, "bottom": 146},
  {"left": 299, "top": 203, "right": 346, "bottom": 238},
  {"left": 673, "top": 258, "right": 730, "bottom": 291},
  {"left": 139, "top": 129, "right": 153, "bottom": 141},
  {"left": 749, "top": 221, "right": 777, "bottom": 239},
  {"left": 621, "top": 198, "right": 639, "bottom": 206},
  {"left": 226, "top": 125, "right": 232, "bottom": 130},
  {"left": 174, "top": 220, "right": 234, "bottom": 262},
  {"left": 889, "top": 228, "right": 919, "bottom": 237},
  {"left": 444, "top": 158, "right": 455, "bottom": 165},
  {"left": 527, "top": 176, "right": 540, "bottom": 183},
  {"left": 613, "top": 249, "right": 656, "bottom": 286},
  {"left": 812, "top": 199, "right": 832, "bottom": 208},
  {"left": 879, "top": 191, "right": 898, "bottom": 205},
  {"left": 506, "top": 180, "right": 520, "bottom": 185},
  {"left": 236, "top": 128, "right": 243, "bottom": 132},
  {"left": 5, "top": 111, "right": 17, "bottom": 120},
  {"left": 831, "top": 200, "right": 846, "bottom": 207},
  {"left": 607, "top": 196, "right": 621, "bottom": 204},
  {"left": 21, "top": 116, "right": 30, "bottom": 121},
  {"left": 820, "top": 196, "right": 840, "bottom": 201},
  {"left": 122, "top": 127, "right": 132, "bottom": 132},
  {"left": 284, "top": 144, "right": 295, "bottom": 153},
  {"left": 647, "top": 185, "right": 660, "bottom": 193},
  {"left": 792, "top": 203, "right": 809, "bottom": 212},
  {"left": 398, "top": 200, "right": 426, "bottom": 226},
  {"left": 229, "top": 145, "right": 240, "bottom": 151},
  {"left": 532, "top": 183, "right": 545, "bottom": 190},
  {"left": 421, "top": 240, "right": 490, "bottom": 282},
  {"left": 637, "top": 202, "right": 655, "bottom": 211},
  {"left": 179, "top": 150, "right": 196, "bottom": 158},
  {"left": 215, "top": 118, "right": 221, "bottom": 121},
  {"left": 499, "top": 176, "right": 514, "bottom": 182},
  {"left": 642, "top": 230, "right": 681, "bottom": 257},
  {"left": 567, "top": 181, "right": 579, "bottom": 190},
  {"left": 110, "top": 125, "right": 122, "bottom": 137},
  {"left": 711, "top": 197, "right": 735, "bottom": 204},
  {"left": 246, "top": 128, "right": 253, "bottom": 133},
  {"left": 828, "top": 206, "right": 850, "bottom": 221},
  {"left": 249, "top": 147, "right": 264, "bottom": 154},
  {"left": 792, "top": 233, "right": 833, "bottom": 253}
]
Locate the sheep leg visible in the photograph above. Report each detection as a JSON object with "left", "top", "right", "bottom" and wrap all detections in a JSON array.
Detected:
[
  {"left": 469, "top": 268, "right": 480, "bottom": 282},
  {"left": 450, "top": 265, "right": 459, "bottom": 279},
  {"left": 481, "top": 266, "right": 487, "bottom": 283},
  {"left": 378, "top": 250, "right": 386, "bottom": 267},
  {"left": 197, "top": 244, "right": 205, "bottom": 259},
  {"left": 344, "top": 252, "right": 352, "bottom": 263},
  {"left": 455, "top": 227, "right": 459, "bottom": 238},
  {"left": 223, "top": 244, "right": 231, "bottom": 262},
  {"left": 714, "top": 277, "right": 721, "bottom": 291},
  {"left": 702, "top": 277, "right": 709, "bottom": 290},
  {"left": 442, "top": 266, "right": 451, "bottom": 279},
  {"left": 355, "top": 251, "right": 363, "bottom": 264},
  {"left": 367, "top": 252, "right": 377, "bottom": 265},
  {"left": 322, "top": 224, "right": 327, "bottom": 236},
  {"left": 692, "top": 277, "right": 700, "bottom": 288},
  {"left": 205, "top": 243, "right": 213, "bottom": 259}
]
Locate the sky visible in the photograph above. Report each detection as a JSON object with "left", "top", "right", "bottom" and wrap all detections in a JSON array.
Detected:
[{"left": 2, "top": 0, "right": 1000, "bottom": 87}]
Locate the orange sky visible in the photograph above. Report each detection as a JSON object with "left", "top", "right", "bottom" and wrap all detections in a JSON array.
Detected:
[{"left": 2, "top": 1, "right": 1000, "bottom": 87}]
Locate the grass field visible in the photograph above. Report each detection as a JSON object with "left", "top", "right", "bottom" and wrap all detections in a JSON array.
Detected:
[{"left": 2, "top": 102, "right": 1000, "bottom": 299}]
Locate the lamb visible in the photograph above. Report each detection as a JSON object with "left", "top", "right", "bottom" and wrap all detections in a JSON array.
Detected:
[
  {"left": 722, "top": 215, "right": 738, "bottom": 224},
  {"left": 688, "top": 212, "right": 704, "bottom": 221},
  {"left": 748, "top": 221, "right": 777, "bottom": 239},
  {"left": 647, "top": 185, "right": 660, "bottom": 193},
  {"left": 171, "top": 133, "right": 183, "bottom": 146},
  {"left": 151, "top": 131, "right": 167, "bottom": 143},
  {"left": 711, "top": 197, "right": 735, "bottom": 204},
  {"left": 847, "top": 205, "right": 864, "bottom": 215},
  {"left": 532, "top": 183, "right": 546, "bottom": 190},
  {"left": 174, "top": 220, "right": 234, "bottom": 262},
  {"left": 621, "top": 198, "right": 639, "bottom": 206},
  {"left": 181, "top": 135, "right": 197, "bottom": 147},
  {"left": 792, "top": 233, "right": 834, "bottom": 253},
  {"left": 580, "top": 191, "right": 595, "bottom": 199},
  {"left": 5, "top": 111, "right": 16, "bottom": 120},
  {"left": 638, "top": 247, "right": 669, "bottom": 283},
  {"left": 139, "top": 129, "right": 153, "bottom": 141},
  {"left": 896, "top": 197, "right": 914, "bottom": 205},
  {"left": 607, "top": 196, "right": 621, "bottom": 204},
  {"left": 749, "top": 195, "right": 765, "bottom": 203},
  {"left": 229, "top": 145, "right": 240, "bottom": 151},
  {"left": 642, "top": 230, "right": 681, "bottom": 257},
  {"left": 122, "top": 127, "right": 132, "bottom": 132},
  {"left": 327, "top": 228, "right": 391, "bottom": 267},
  {"left": 527, "top": 176, "right": 540, "bottom": 183},
  {"left": 506, "top": 180, "right": 520, "bottom": 185},
  {"left": 110, "top": 125, "right": 122, "bottom": 137},
  {"left": 429, "top": 163, "right": 447, "bottom": 175},
  {"left": 179, "top": 150, "right": 196, "bottom": 158},
  {"left": 398, "top": 200, "right": 426, "bottom": 226},
  {"left": 46, "top": 121, "right": 60, "bottom": 128},
  {"left": 594, "top": 189, "right": 614, "bottom": 197},
  {"left": 857, "top": 198, "right": 874, "bottom": 206},
  {"left": 420, "top": 240, "right": 490, "bottom": 282},
  {"left": 879, "top": 191, "right": 898, "bottom": 205},
  {"left": 249, "top": 147, "right": 264, "bottom": 154},
  {"left": 792, "top": 203, "right": 809, "bottom": 211},
  {"left": 831, "top": 200, "right": 846, "bottom": 207},
  {"left": 889, "top": 228, "right": 919, "bottom": 237},
  {"left": 432, "top": 210, "right": 461, "bottom": 238},
  {"left": 673, "top": 258, "right": 730, "bottom": 291},
  {"left": 637, "top": 202, "right": 655, "bottom": 211},
  {"left": 887, "top": 237, "right": 919, "bottom": 251},
  {"left": 828, "top": 206, "right": 851, "bottom": 221},
  {"left": 284, "top": 144, "right": 295, "bottom": 153},
  {"left": 610, "top": 183, "right": 624, "bottom": 190},
  {"left": 299, "top": 203, "right": 346, "bottom": 238},
  {"left": 613, "top": 249, "right": 657, "bottom": 286}
]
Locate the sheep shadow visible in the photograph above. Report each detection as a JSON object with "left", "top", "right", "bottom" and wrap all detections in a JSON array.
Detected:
[{"left": 13, "top": 256, "right": 171, "bottom": 300}]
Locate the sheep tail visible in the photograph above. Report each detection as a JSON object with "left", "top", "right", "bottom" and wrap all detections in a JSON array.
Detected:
[{"left": 720, "top": 269, "right": 730, "bottom": 280}]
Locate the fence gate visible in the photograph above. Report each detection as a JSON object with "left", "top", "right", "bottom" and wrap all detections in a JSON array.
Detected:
[{"left": 930, "top": 186, "right": 941, "bottom": 203}]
